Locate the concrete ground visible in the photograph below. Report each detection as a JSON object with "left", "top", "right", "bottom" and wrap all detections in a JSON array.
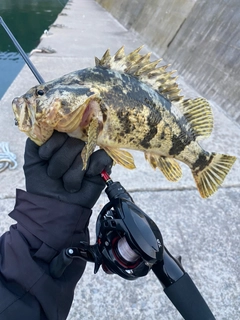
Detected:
[{"left": 0, "top": 0, "right": 240, "bottom": 319}]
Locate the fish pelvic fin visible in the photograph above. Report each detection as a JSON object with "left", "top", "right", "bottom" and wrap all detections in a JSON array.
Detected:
[
  {"left": 103, "top": 147, "right": 136, "bottom": 169},
  {"left": 145, "top": 152, "right": 182, "bottom": 182},
  {"left": 95, "top": 46, "right": 183, "bottom": 103},
  {"left": 180, "top": 98, "right": 213, "bottom": 139},
  {"left": 192, "top": 153, "right": 236, "bottom": 198}
]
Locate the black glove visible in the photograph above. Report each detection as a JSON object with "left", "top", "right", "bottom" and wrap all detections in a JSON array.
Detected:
[{"left": 24, "top": 131, "right": 113, "bottom": 208}]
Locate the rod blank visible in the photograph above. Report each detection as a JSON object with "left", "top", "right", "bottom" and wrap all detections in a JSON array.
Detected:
[{"left": 0, "top": 16, "right": 44, "bottom": 84}]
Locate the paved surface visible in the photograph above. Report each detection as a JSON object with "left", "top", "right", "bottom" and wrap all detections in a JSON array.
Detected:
[{"left": 0, "top": 0, "right": 240, "bottom": 319}]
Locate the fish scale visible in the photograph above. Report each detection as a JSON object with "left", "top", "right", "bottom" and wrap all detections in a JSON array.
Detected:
[{"left": 12, "top": 46, "right": 236, "bottom": 198}]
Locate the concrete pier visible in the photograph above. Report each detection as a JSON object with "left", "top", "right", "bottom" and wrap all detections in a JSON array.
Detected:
[{"left": 0, "top": 0, "right": 239, "bottom": 319}]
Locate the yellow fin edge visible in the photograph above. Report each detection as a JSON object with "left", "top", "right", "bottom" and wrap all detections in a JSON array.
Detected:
[
  {"left": 103, "top": 147, "right": 136, "bottom": 169},
  {"left": 145, "top": 152, "right": 182, "bottom": 182},
  {"left": 193, "top": 153, "right": 236, "bottom": 198},
  {"left": 181, "top": 98, "right": 213, "bottom": 139}
]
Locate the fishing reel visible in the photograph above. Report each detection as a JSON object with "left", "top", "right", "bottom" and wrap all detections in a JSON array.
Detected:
[
  {"left": 50, "top": 172, "right": 215, "bottom": 319},
  {"left": 93, "top": 179, "right": 164, "bottom": 280},
  {"left": 50, "top": 174, "right": 164, "bottom": 280}
]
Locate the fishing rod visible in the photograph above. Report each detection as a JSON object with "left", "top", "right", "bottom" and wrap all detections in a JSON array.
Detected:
[
  {"left": 1, "top": 17, "right": 216, "bottom": 319},
  {"left": 0, "top": 16, "right": 44, "bottom": 84}
]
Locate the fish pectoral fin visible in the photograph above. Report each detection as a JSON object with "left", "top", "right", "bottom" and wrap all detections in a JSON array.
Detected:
[
  {"left": 81, "top": 117, "right": 99, "bottom": 169},
  {"left": 192, "top": 153, "right": 236, "bottom": 198},
  {"left": 144, "top": 152, "right": 182, "bottom": 182},
  {"left": 180, "top": 98, "right": 213, "bottom": 139},
  {"left": 103, "top": 147, "right": 136, "bottom": 169}
]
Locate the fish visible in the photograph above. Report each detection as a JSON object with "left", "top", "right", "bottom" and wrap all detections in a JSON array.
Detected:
[{"left": 12, "top": 46, "right": 236, "bottom": 198}]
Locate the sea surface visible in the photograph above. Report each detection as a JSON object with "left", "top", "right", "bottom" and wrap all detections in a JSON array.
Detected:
[{"left": 0, "top": 0, "right": 68, "bottom": 99}]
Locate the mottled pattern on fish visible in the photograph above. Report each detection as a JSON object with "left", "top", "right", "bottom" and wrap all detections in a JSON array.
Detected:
[{"left": 12, "top": 46, "right": 236, "bottom": 198}]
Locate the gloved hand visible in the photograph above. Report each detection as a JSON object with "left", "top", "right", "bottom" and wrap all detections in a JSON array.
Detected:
[{"left": 24, "top": 131, "right": 113, "bottom": 208}]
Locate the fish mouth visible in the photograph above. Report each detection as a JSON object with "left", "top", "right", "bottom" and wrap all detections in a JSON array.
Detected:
[
  {"left": 12, "top": 97, "right": 48, "bottom": 145},
  {"left": 12, "top": 97, "right": 32, "bottom": 132}
]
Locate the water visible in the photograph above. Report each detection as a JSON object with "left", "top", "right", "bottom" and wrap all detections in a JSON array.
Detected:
[{"left": 0, "top": 0, "right": 68, "bottom": 99}]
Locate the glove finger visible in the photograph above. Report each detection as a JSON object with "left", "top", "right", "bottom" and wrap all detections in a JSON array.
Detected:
[
  {"left": 63, "top": 154, "right": 86, "bottom": 192},
  {"left": 75, "top": 176, "right": 106, "bottom": 208},
  {"left": 47, "top": 137, "right": 86, "bottom": 179},
  {"left": 39, "top": 131, "right": 68, "bottom": 160},
  {"left": 86, "top": 149, "right": 113, "bottom": 177}
]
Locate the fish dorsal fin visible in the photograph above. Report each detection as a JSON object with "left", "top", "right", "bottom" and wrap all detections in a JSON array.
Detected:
[
  {"left": 179, "top": 98, "right": 214, "bottom": 139},
  {"left": 95, "top": 46, "right": 183, "bottom": 103}
]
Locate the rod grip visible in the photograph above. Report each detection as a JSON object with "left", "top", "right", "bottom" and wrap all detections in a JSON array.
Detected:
[{"left": 164, "top": 273, "right": 215, "bottom": 320}]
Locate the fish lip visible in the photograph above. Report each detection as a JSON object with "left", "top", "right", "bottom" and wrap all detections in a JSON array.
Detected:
[
  {"left": 12, "top": 103, "right": 18, "bottom": 125},
  {"left": 12, "top": 97, "right": 32, "bottom": 133},
  {"left": 12, "top": 96, "right": 53, "bottom": 146},
  {"left": 12, "top": 97, "right": 22, "bottom": 127}
]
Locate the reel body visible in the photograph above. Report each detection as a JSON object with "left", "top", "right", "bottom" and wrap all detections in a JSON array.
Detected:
[{"left": 95, "top": 196, "right": 163, "bottom": 279}]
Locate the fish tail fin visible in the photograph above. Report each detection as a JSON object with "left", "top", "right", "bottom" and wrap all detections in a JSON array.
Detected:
[{"left": 192, "top": 153, "right": 236, "bottom": 198}]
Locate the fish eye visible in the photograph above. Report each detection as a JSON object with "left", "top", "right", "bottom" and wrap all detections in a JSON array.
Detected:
[{"left": 37, "top": 89, "right": 45, "bottom": 96}]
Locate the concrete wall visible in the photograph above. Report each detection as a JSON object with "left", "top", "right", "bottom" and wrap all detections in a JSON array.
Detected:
[{"left": 96, "top": 0, "right": 240, "bottom": 124}]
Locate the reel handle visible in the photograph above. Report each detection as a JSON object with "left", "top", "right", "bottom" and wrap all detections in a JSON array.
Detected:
[{"left": 49, "top": 249, "right": 73, "bottom": 278}]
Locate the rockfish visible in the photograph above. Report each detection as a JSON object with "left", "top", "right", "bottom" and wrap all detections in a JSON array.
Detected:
[{"left": 12, "top": 46, "right": 236, "bottom": 198}]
